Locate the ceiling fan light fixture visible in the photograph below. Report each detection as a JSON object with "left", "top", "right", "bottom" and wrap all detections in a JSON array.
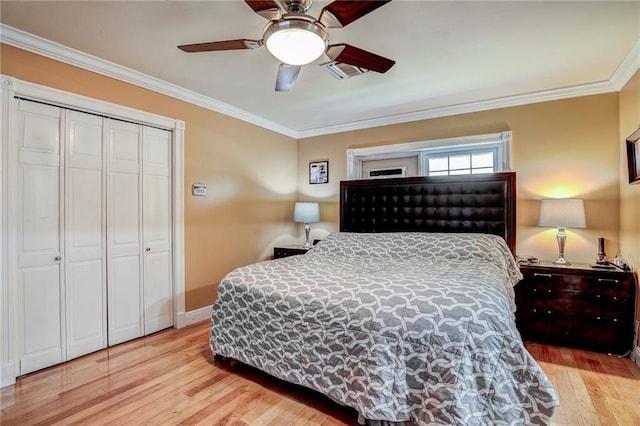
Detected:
[{"left": 264, "top": 18, "right": 328, "bottom": 66}]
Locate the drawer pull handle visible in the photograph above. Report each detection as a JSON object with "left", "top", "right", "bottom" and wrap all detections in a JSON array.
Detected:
[
  {"left": 597, "top": 278, "right": 619, "bottom": 284},
  {"left": 533, "top": 273, "right": 553, "bottom": 278}
]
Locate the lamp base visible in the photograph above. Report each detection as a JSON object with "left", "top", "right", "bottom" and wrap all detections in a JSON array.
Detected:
[
  {"left": 303, "top": 222, "right": 312, "bottom": 249},
  {"left": 552, "top": 256, "right": 571, "bottom": 266},
  {"left": 553, "top": 227, "right": 571, "bottom": 265}
]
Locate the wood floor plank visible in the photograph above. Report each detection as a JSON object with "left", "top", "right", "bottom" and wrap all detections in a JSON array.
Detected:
[{"left": 2, "top": 322, "right": 640, "bottom": 425}]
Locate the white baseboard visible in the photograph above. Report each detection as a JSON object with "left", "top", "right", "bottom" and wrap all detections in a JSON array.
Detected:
[
  {"left": 185, "top": 305, "right": 212, "bottom": 326},
  {"left": 175, "top": 311, "right": 187, "bottom": 329},
  {"left": 1, "top": 362, "right": 16, "bottom": 389},
  {"left": 631, "top": 346, "right": 640, "bottom": 367}
]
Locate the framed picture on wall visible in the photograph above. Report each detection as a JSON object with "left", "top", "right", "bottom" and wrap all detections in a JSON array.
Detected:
[
  {"left": 627, "top": 127, "right": 640, "bottom": 184},
  {"left": 309, "top": 160, "right": 329, "bottom": 184}
]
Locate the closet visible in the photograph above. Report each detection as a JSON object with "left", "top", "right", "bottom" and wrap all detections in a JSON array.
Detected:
[{"left": 16, "top": 99, "right": 173, "bottom": 375}]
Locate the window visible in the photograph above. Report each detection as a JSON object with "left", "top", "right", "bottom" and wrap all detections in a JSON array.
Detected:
[
  {"left": 422, "top": 143, "right": 501, "bottom": 176},
  {"left": 346, "top": 132, "right": 511, "bottom": 180}
]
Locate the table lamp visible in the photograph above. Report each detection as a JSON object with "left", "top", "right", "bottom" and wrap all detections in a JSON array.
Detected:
[
  {"left": 294, "top": 202, "right": 320, "bottom": 249},
  {"left": 538, "top": 198, "right": 586, "bottom": 265}
]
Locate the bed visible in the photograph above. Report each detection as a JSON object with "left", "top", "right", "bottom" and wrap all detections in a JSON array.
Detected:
[{"left": 210, "top": 173, "right": 559, "bottom": 425}]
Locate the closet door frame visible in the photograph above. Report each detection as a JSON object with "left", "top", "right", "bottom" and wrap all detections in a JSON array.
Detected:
[{"left": 1, "top": 75, "right": 185, "bottom": 387}]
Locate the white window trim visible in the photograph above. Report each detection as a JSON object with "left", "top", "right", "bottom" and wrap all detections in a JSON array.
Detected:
[
  {"left": 346, "top": 131, "right": 512, "bottom": 180},
  {"left": 0, "top": 74, "right": 185, "bottom": 387}
]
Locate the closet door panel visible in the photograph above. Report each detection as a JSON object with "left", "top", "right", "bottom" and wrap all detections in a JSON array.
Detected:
[
  {"left": 144, "top": 174, "right": 171, "bottom": 250},
  {"left": 110, "top": 173, "right": 141, "bottom": 253},
  {"left": 143, "top": 128, "right": 172, "bottom": 335},
  {"left": 68, "top": 112, "right": 102, "bottom": 169},
  {"left": 18, "top": 165, "right": 61, "bottom": 268},
  {"left": 19, "top": 266, "right": 63, "bottom": 374},
  {"left": 66, "top": 169, "right": 103, "bottom": 261},
  {"left": 66, "top": 259, "right": 104, "bottom": 358},
  {"left": 110, "top": 125, "right": 140, "bottom": 173},
  {"left": 108, "top": 256, "right": 142, "bottom": 344},
  {"left": 143, "top": 251, "right": 172, "bottom": 333},
  {"left": 65, "top": 111, "right": 106, "bottom": 359},
  {"left": 19, "top": 101, "right": 60, "bottom": 154},
  {"left": 107, "top": 121, "right": 143, "bottom": 346},
  {"left": 17, "top": 100, "right": 64, "bottom": 375}
]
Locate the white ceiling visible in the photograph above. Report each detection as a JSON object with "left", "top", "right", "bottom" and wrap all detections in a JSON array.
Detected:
[{"left": 1, "top": 1, "right": 639, "bottom": 138}]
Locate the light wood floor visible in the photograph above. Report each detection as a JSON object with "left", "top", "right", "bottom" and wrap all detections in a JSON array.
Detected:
[{"left": 2, "top": 320, "right": 639, "bottom": 425}]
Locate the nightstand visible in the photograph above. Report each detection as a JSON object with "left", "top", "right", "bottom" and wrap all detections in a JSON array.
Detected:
[
  {"left": 515, "top": 261, "right": 637, "bottom": 355},
  {"left": 273, "top": 245, "right": 311, "bottom": 259}
]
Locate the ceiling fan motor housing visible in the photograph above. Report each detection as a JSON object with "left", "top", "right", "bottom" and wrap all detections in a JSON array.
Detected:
[{"left": 280, "top": 0, "right": 313, "bottom": 14}]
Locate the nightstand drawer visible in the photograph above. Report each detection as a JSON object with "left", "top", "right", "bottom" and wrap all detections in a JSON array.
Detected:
[
  {"left": 273, "top": 246, "right": 310, "bottom": 259},
  {"left": 525, "top": 289, "right": 629, "bottom": 316},
  {"left": 523, "top": 272, "right": 632, "bottom": 297},
  {"left": 518, "top": 309, "right": 630, "bottom": 354}
]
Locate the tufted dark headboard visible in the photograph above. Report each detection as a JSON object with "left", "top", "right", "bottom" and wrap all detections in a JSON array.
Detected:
[{"left": 340, "top": 172, "right": 516, "bottom": 253}]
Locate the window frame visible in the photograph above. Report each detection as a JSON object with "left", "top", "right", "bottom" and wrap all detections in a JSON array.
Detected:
[{"left": 346, "top": 131, "right": 511, "bottom": 180}]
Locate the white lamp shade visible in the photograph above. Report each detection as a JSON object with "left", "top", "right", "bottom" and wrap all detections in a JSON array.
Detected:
[
  {"left": 538, "top": 198, "right": 586, "bottom": 228},
  {"left": 294, "top": 202, "right": 320, "bottom": 223}
]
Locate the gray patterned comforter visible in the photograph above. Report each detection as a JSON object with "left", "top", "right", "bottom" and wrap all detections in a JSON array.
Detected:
[{"left": 210, "top": 232, "right": 559, "bottom": 425}]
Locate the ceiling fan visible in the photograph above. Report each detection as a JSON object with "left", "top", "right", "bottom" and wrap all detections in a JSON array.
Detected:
[{"left": 178, "top": 0, "right": 396, "bottom": 91}]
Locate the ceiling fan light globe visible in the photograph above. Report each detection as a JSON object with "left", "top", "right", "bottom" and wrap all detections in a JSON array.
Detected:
[{"left": 264, "top": 19, "right": 328, "bottom": 66}]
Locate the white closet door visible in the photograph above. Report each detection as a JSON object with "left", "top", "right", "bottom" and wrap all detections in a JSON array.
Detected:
[
  {"left": 17, "top": 100, "right": 64, "bottom": 375},
  {"left": 143, "top": 127, "right": 173, "bottom": 334},
  {"left": 107, "top": 120, "right": 143, "bottom": 346},
  {"left": 65, "top": 111, "right": 107, "bottom": 359}
]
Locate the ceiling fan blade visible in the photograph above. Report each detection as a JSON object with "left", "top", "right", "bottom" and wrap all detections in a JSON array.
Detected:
[
  {"left": 178, "top": 39, "right": 262, "bottom": 53},
  {"left": 275, "top": 64, "right": 301, "bottom": 92},
  {"left": 326, "top": 44, "right": 395, "bottom": 74},
  {"left": 244, "top": 0, "right": 282, "bottom": 21},
  {"left": 319, "top": 0, "right": 391, "bottom": 28}
]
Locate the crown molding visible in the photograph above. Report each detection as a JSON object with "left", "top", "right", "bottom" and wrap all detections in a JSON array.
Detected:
[
  {"left": 0, "top": 24, "right": 297, "bottom": 138},
  {"left": 610, "top": 37, "right": 640, "bottom": 91},
  {"left": 297, "top": 79, "right": 619, "bottom": 138},
  {"left": 1, "top": 24, "right": 638, "bottom": 140}
]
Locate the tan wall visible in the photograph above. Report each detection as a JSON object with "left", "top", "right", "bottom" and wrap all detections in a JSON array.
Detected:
[
  {"left": 299, "top": 94, "right": 622, "bottom": 264},
  {"left": 619, "top": 68, "right": 640, "bottom": 347},
  {"left": 1, "top": 44, "right": 298, "bottom": 311}
]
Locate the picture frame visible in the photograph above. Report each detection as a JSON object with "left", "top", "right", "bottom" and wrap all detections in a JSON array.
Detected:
[
  {"left": 309, "top": 160, "right": 329, "bottom": 184},
  {"left": 627, "top": 127, "right": 640, "bottom": 184}
]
